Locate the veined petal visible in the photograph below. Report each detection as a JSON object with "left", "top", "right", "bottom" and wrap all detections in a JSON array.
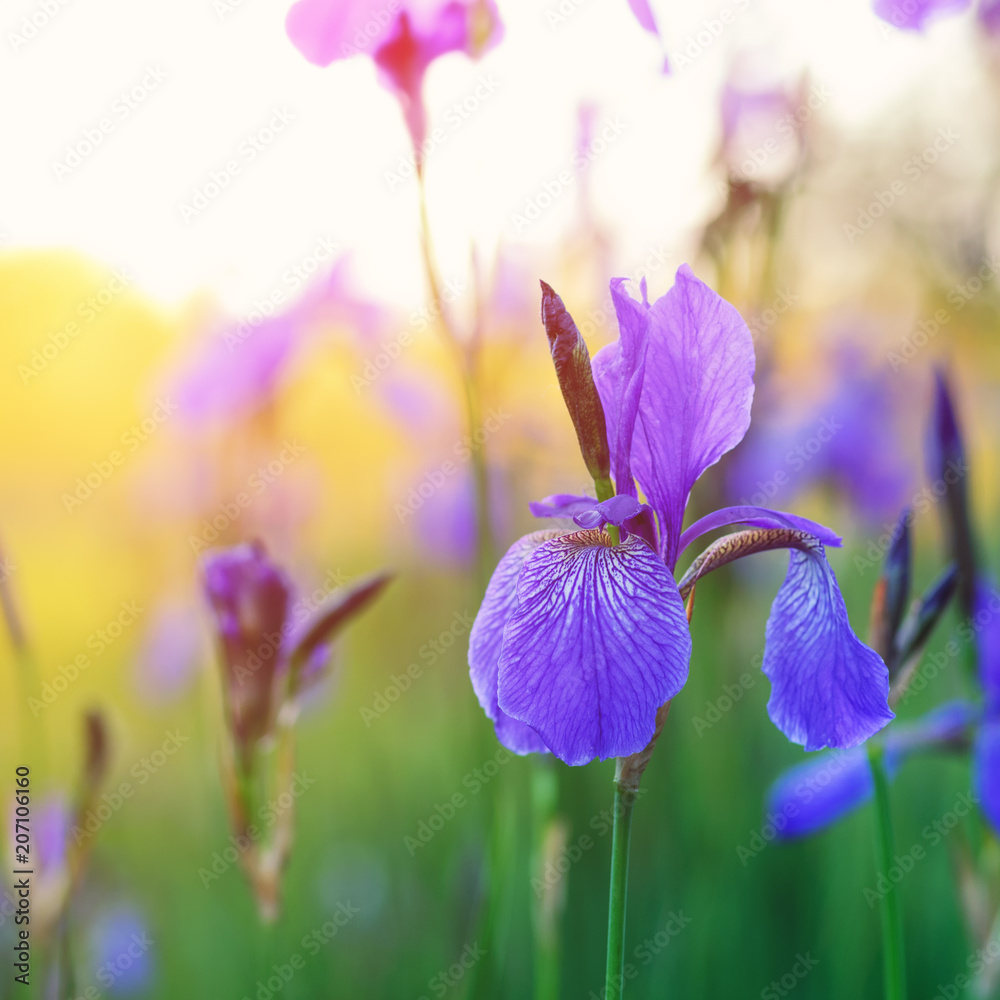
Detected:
[
  {"left": 497, "top": 531, "right": 691, "bottom": 766},
  {"left": 678, "top": 505, "right": 841, "bottom": 558},
  {"left": 764, "top": 538, "right": 893, "bottom": 750},
  {"left": 468, "top": 531, "right": 558, "bottom": 755},
  {"left": 597, "top": 266, "right": 755, "bottom": 568}
]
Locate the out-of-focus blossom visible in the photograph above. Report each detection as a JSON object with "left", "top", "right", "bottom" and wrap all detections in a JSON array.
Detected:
[
  {"left": 133, "top": 600, "right": 203, "bottom": 704},
  {"left": 286, "top": 0, "right": 503, "bottom": 152},
  {"left": 174, "top": 261, "right": 380, "bottom": 424},
  {"left": 727, "top": 353, "right": 913, "bottom": 523},
  {"left": 87, "top": 908, "right": 153, "bottom": 995},
  {"left": 979, "top": 0, "right": 1000, "bottom": 32},
  {"left": 469, "top": 267, "right": 892, "bottom": 767},
  {"left": 972, "top": 580, "right": 1000, "bottom": 829},
  {"left": 767, "top": 700, "right": 977, "bottom": 838},
  {"left": 201, "top": 541, "right": 391, "bottom": 766},
  {"left": 873, "top": 0, "right": 970, "bottom": 31}
]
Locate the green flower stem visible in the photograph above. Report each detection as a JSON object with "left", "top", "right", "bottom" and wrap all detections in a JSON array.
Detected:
[
  {"left": 867, "top": 742, "right": 906, "bottom": 1000},
  {"left": 605, "top": 780, "right": 637, "bottom": 1000}
]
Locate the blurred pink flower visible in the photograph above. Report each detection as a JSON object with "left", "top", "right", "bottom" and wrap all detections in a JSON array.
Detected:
[
  {"left": 873, "top": 0, "right": 970, "bottom": 31},
  {"left": 285, "top": 0, "right": 503, "bottom": 151},
  {"left": 625, "top": 0, "right": 669, "bottom": 72}
]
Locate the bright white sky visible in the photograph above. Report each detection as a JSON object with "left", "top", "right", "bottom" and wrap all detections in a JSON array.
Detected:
[{"left": 0, "top": 0, "right": 980, "bottom": 313}]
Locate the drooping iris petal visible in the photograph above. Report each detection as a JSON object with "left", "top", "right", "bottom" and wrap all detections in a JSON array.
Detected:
[
  {"left": 873, "top": 0, "right": 970, "bottom": 30},
  {"left": 594, "top": 266, "right": 755, "bottom": 569},
  {"left": 468, "top": 531, "right": 558, "bottom": 755},
  {"left": 677, "top": 505, "right": 841, "bottom": 557},
  {"left": 974, "top": 721, "right": 1000, "bottom": 832},
  {"left": 763, "top": 537, "right": 893, "bottom": 750},
  {"left": 496, "top": 531, "right": 692, "bottom": 766},
  {"left": 529, "top": 494, "right": 598, "bottom": 520},
  {"left": 768, "top": 699, "right": 976, "bottom": 838}
]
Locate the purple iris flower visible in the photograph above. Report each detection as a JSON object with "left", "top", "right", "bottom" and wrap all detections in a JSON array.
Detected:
[
  {"left": 87, "top": 908, "right": 153, "bottom": 995},
  {"left": 873, "top": 0, "right": 970, "bottom": 30},
  {"left": 469, "top": 265, "right": 893, "bottom": 766}
]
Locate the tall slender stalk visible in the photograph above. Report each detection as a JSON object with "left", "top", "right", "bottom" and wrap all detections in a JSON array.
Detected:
[
  {"left": 867, "top": 743, "right": 906, "bottom": 1000},
  {"left": 604, "top": 782, "right": 636, "bottom": 1000}
]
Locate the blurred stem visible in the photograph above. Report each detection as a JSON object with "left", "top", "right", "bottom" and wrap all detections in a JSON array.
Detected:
[
  {"left": 414, "top": 159, "right": 492, "bottom": 594},
  {"left": 605, "top": 781, "right": 636, "bottom": 1000},
  {"left": 531, "top": 760, "right": 560, "bottom": 1000},
  {"left": 868, "top": 743, "right": 906, "bottom": 1000}
]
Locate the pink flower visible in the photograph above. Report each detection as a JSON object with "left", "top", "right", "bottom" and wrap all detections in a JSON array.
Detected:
[{"left": 286, "top": 0, "right": 503, "bottom": 151}]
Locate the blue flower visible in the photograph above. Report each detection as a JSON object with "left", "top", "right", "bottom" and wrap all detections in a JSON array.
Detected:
[{"left": 469, "top": 266, "right": 892, "bottom": 766}]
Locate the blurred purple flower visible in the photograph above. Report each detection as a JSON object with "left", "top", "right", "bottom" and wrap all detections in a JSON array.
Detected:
[
  {"left": 33, "top": 795, "right": 70, "bottom": 876},
  {"left": 175, "top": 261, "right": 379, "bottom": 424},
  {"left": 88, "top": 908, "right": 153, "bottom": 995},
  {"left": 134, "top": 600, "right": 203, "bottom": 704},
  {"left": 873, "top": 0, "right": 970, "bottom": 30},
  {"left": 727, "top": 353, "right": 913, "bottom": 523},
  {"left": 979, "top": 0, "right": 1000, "bottom": 32},
  {"left": 469, "top": 267, "right": 892, "bottom": 766},
  {"left": 624, "top": 0, "right": 669, "bottom": 72},
  {"left": 767, "top": 700, "right": 977, "bottom": 838},
  {"left": 286, "top": 0, "right": 503, "bottom": 151}
]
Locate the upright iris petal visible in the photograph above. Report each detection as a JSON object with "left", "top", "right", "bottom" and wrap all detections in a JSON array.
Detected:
[
  {"left": 497, "top": 531, "right": 691, "bottom": 765},
  {"left": 764, "top": 537, "right": 893, "bottom": 750},
  {"left": 594, "top": 265, "right": 755, "bottom": 568}
]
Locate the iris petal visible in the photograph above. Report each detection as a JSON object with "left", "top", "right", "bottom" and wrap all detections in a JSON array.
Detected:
[
  {"left": 595, "top": 266, "right": 755, "bottom": 568},
  {"left": 497, "top": 531, "right": 691, "bottom": 765},
  {"left": 468, "top": 531, "right": 557, "bottom": 755},
  {"left": 677, "top": 505, "right": 841, "bottom": 557},
  {"left": 764, "top": 538, "right": 893, "bottom": 750}
]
